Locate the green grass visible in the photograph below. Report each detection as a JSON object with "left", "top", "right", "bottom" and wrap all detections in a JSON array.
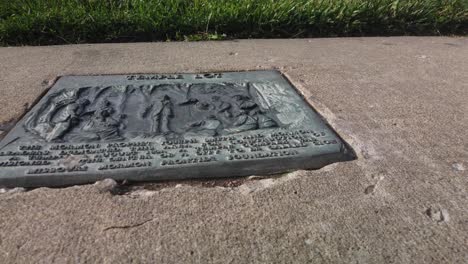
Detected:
[{"left": 0, "top": 0, "right": 467, "bottom": 45}]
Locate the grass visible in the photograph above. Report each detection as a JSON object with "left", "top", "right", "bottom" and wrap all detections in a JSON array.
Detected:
[{"left": 0, "top": 0, "right": 467, "bottom": 46}]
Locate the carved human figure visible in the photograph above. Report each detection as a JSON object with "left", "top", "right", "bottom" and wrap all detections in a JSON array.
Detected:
[
  {"left": 186, "top": 115, "right": 221, "bottom": 136},
  {"left": 151, "top": 95, "right": 174, "bottom": 135},
  {"left": 45, "top": 98, "right": 90, "bottom": 142},
  {"left": 224, "top": 111, "right": 258, "bottom": 134},
  {"left": 82, "top": 100, "right": 124, "bottom": 141},
  {"left": 35, "top": 90, "right": 78, "bottom": 124},
  {"left": 222, "top": 94, "right": 278, "bottom": 134}
]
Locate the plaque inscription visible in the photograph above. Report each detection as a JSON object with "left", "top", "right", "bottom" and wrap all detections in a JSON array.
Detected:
[{"left": 0, "top": 71, "right": 354, "bottom": 187}]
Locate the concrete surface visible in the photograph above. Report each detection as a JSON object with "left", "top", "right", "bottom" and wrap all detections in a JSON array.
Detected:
[{"left": 0, "top": 37, "right": 467, "bottom": 263}]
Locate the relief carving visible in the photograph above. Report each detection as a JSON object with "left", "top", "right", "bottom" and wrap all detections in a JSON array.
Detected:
[{"left": 24, "top": 82, "right": 282, "bottom": 143}]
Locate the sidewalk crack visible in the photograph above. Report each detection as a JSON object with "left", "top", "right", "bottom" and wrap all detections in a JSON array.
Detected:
[{"left": 102, "top": 218, "right": 154, "bottom": 231}]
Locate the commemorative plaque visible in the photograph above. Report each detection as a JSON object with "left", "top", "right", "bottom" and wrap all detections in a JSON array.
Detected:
[{"left": 0, "top": 71, "right": 354, "bottom": 187}]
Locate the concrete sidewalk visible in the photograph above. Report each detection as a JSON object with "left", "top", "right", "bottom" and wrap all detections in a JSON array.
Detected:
[{"left": 0, "top": 37, "right": 467, "bottom": 263}]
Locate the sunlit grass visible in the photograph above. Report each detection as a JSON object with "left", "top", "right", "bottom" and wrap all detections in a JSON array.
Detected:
[{"left": 0, "top": 0, "right": 466, "bottom": 45}]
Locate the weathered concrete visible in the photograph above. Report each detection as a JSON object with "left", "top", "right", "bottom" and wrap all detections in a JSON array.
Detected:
[{"left": 0, "top": 37, "right": 467, "bottom": 263}]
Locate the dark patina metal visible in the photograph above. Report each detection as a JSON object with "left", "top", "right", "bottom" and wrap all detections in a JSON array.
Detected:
[{"left": 0, "top": 71, "right": 355, "bottom": 187}]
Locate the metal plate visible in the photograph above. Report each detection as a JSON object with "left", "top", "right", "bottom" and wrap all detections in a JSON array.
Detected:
[{"left": 0, "top": 71, "right": 355, "bottom": 187}]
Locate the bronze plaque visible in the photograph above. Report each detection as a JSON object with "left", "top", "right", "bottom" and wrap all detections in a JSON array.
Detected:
[{"left": 0, "top": 71, "right": 354, "bottom": 187}]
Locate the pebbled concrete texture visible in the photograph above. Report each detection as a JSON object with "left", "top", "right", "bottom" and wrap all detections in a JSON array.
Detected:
[{"left": 0, "top": 37, "right": 467, "bottom": 263}]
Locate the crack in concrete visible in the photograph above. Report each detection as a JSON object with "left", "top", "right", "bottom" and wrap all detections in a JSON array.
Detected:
[
  {"left": 112, "top": 175, "right": 272, "bottom": 196},
  {"left": 102, "top": 218, "right": 155, "bottom": 231},
  {"left": 115, "top": 171, "right": 302, "bottom": 198}
]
